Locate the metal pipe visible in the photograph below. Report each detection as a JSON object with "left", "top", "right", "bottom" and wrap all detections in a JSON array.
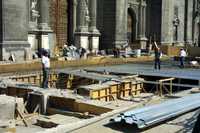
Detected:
[{"left": 111, "top": 93, "right": 200, "bottom": 129}]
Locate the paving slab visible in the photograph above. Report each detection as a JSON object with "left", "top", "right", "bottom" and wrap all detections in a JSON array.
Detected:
[{"left": 85, "top": 63, "right": 200, "bottom": 80}]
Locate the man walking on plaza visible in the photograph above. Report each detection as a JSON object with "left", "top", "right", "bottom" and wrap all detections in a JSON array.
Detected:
[
  {"left": 179, "top": 48, "right": 187, "bottom": 68},
  {"left": 42, "top": 50, "right": 50, "bottom": 89}
]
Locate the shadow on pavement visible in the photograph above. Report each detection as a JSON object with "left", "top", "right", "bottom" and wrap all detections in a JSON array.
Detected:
[
  {"left": 172, "top": 111, "right": 199, "bottom": 133},
  {"left": 104, "top": 122, "right": 141, "bottom": 133}
]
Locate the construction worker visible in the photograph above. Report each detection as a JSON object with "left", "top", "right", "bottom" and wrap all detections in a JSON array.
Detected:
[
  {"left": 154, "top": 42, "right": 162, "bottom": 70},
  {"left": 42, "top": 50, "right": 50, "bottom": 89}
]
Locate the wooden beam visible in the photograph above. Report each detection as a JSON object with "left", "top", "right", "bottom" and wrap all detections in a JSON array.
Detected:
[
  {"left": 159, "top": 78, "right": 175, "bottom": 82},
  {"left": 142, "top": 80, "right": 200, "bottom": 88},
  {"left": 47, "top": 107, "right": 94, "bottom": 119},
  {"left": 16, "top": 108, "right": 29, "bottom": 127}
]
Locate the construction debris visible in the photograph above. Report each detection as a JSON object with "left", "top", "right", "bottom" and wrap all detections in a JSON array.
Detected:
[{"left": 0, "top": 95, "right": 24, "bottom": 133}]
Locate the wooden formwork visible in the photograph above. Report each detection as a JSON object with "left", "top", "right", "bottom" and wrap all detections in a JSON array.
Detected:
[
  {"left": 56, "top": 73, "right": 98, "bottom": 90},
  {"left": 47, "top": 96, "right": 112, "bottom": 115},
  {"left": 6, "top": 87, "right": 33, "bottom": 100},
  {"left": 103, "top": 81, "right": 121, "bottom": 100},
  {"left": 119, "top": 80, "right": 132, "bottom": 98},
  {"left": 10, "top": 73, "right": 58, "bottom": 88},
  {"left": 11, "top": 75, "right": 39, "bottom": 85},
  {"left": 77, "top": 79, "right": 143, "bottom": 101},
  {"left": 74, "top": 102, "right": 112, "bottom": 115},
  {"left": 0, "top": 84, "right": 34, "bottom": 107},
  {"left": 48, "top": 96, "right": 76, "bottom": 111},
  {"left": 56, "top": 73, "right": 70, "bottom": 89},
  {"left": 7, "top": 71, "right": 143, "bottom": 102},
  {"left": 131, "top": 81, "right": 143, "bottom": 96},
  {"left": 77, "top": 84, "right": 111, "bottom": 101}
]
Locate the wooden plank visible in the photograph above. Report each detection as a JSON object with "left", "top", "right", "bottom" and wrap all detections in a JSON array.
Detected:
[
  {"left": 142, "top": 80, "right": 200, "bottom": 88},
  {"left": 74, "top": 102, "right": 112, "bottom": 115},
  {"left": 47, "top": 107, "right": 93, "bottom": 119},
  {"left": 48, "top": 96, "right": 76, "bottom": 111},
  {"left": 33, "top": 104, "right": 40, "bottom": 113},
  {"left": 16, "top": 113, "right": 38, "bottom": 123},
  {"left": 16, "top": 108, "right": 29, "bottom": 127}
]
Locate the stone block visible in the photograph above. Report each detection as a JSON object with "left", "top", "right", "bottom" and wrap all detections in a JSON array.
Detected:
[
  {"left": 0, "top": 0, "right": 30, "bottom": 61},
  {"left": 0, "top": 120, "right": 16, "bottom": 133},
  {"left": 0, "top": 95, "right": 15, "bottom": 120}
]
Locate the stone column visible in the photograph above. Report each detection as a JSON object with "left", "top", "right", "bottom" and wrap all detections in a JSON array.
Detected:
[
  {"left": 185, "top": 0, "right": 193, "bottom": 45},
  {"left": 73, "top": 0, "right": 77, "bottom": 38},
  {"left": 138, "top": 2, "right": 143, "bottom": 38},
  {"left": 89, "top": 0, "right": 98, "bottom": 32},
  {"left": 75, "top": 0, "right": 90, "bottom": 50},
  {"left": 36, "top": 0, "right": 52, "bottom": 53},
  {"left": 89, "top": 0, "right": 100, "bottom": 54},
  {"left": 38, "top": 0, "right": 51, "bottom": 30},
  {"left": 142, "top": 7, "right": 146, "bottom": 37},
  {"left": 76, "top": 0, "right": 89, "bottom": 32},
  {"left": 161, "top": 0, "right": 174, "bottom": 45},
  {"left": 137, "top": 0, "right": 147, "bottom": 49},
  {"left": 114, "top": 0, "right": 127, "bottom": 48}
]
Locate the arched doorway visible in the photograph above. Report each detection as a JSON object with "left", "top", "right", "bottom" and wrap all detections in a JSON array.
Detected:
[{"left": 127, "top": 8, "right": 137, "bottom": 44}]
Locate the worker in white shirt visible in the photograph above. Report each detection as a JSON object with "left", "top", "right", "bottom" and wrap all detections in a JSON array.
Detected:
[
  {"left": 42, "top": 50, "right": 50, "bottom": 88},
  {"left": 179, "top": 48, "right": 187, "bottom": 68}
]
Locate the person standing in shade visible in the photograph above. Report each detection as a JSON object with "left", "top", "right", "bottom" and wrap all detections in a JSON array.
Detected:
[
  {"left": 79, "top": 47, "right": 86, "bottom": 58},
  {"left": 42, "top": 50, "right": 50, "bottom": 89},
  {"left": 154, "top": 42, "right": 162, "bottom": 70},
  {"left": 63, "top": 44, "right": 69, "bottom": 57},
  {"left": 179, "top": 48, "right": 187, "bottom": 68}
]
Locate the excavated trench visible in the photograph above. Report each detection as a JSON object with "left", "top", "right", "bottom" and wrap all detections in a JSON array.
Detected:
[
  {"left": 0, "top": 68, "right": 198, "bottom": 131},
  {"left": 0, "top": 69, "right": 144, "bottom": 129}
]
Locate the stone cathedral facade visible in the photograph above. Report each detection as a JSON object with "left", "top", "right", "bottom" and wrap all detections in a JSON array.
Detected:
[{"left": 0, "top": 0, "right": 199, "bottom": 61}]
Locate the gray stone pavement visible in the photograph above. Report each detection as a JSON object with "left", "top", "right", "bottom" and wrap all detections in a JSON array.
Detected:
[{"left": 84, "top": 61, "right": 200, "bottom": 80}]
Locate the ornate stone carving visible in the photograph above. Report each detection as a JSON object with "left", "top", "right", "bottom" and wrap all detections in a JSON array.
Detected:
[
  {"left": 173, "top": 6, "right": 180, "bottom": 42},
  {"left": 31, "top": 0, "right": 40, "bottom": 23},
  {"left": 84, "top": 0, "right": 90, "bottom": 26}
]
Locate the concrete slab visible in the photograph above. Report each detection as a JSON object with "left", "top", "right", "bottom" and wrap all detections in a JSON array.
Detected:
[{"left": 84, "top": 63, "right": 200, "bottom": 80}]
